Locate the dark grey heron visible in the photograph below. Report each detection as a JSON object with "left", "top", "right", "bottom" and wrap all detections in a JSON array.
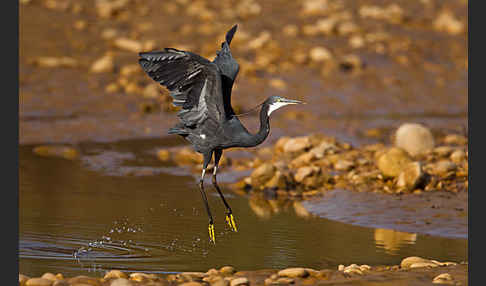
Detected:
[{"left": 138, "top": 24, "right": 303, "bottom": 243}]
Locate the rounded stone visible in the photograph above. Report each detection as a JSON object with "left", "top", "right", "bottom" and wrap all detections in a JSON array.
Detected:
[
  {"left": 400, "top": 256, "right": 435, "bottom": 268},
  {"left": 377, "top": 147, "right": 413, "bottom": 177},
  {"left": 432, "top": 273, "right": 454, "bottom": 284},
  {"left": 278, "top": 267, "right": 309, "bottom": 278},
  {"left": 250, "top": 163, "right": 276, "bottom": 188},
  {"left": 396, "top": 161, "right": 424, "bottom": 190},
  {"left": 229, "top": 277, "right": 249, "bottom": 286},
  {"left": 394, "top": 123, "right": 435, "bottom": 156},
  {"left": 104, "top": 270, "right": 128, "bottom": 280}
]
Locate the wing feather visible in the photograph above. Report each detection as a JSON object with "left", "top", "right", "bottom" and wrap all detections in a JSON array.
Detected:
[{"left": 139, "top": 48, "right": 225, "bottom": 127}]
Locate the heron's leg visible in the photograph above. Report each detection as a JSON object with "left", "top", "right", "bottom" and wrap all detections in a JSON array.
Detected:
[
  {"left": 212, "top": 150, "right": 237, "bottom": 232},
  {"left": 199, "top": 151, "right": 216, "bottom": 243}
]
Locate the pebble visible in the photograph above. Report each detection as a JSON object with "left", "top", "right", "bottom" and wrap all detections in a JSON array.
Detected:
[
  {"left": 427, "top": 160, "right": 457, "bottom": 175},
  {"left": 294, "top": 166, "right": 320, "bottom": 183},
  {"left": 26, "top": 278, "right": 53, "bottom": 286},
  {"left": 33, "top": 145, "right": 79, "bottom": 160},
  {"left": 434, "top": 146, "right": 455, "bottom": 157},
  {"left": 32, "top": 57, "right": 78, "bottom": 68},
  {"left": 90, "top": 54, "right": 115, "bottom": 73},
  {"left": 143, "top": 84, "right": 161, "bottom": 98},
  {"left": 396, "top": 162, "right": 424, "bottom": 191},
  {"left": 251, "top": 163, "right": 277, "bottom": 188},
  {"left": 220, "top": 266, "right": 236, "bottom": 275},
  {"left": 394, "top": 123, "right": 435, "bottom": 156},
  {"left": 434, "top": 10, "right": 464, "bottom": 35},
  {"left": 334, "top": 159, "right": 354, "bottom": 171},
  {"left": 450, "top": 149, "right": 466, "bottom": 163},
  {"left": 230, "top": 277, "right": 249, "bottom": 286},
  {"left": 278, "top": 267, "right": 309, "bottom": 278},
  {"left": 283, "top": 136, "right": 312, "bottom": 155},
  {"left": 309, "top": 47, "right": 333, "bottom": 63},
  {"left": 432, "top": 273, "right": 454, "bottom": 284},
  {"left": 443, "top": 134, "right": 467, "bottom": 145},
  {"left": 110, "top": 278, "right": 133, "bottom": 286},
  {"left": 400, "top": 256, "right": 439, "bottom": 268},
  {"left": 68, "top": 276, "right": 102, "bottom": 286},
  {"left": 20, "top": 275, "right": 30, "bottom": 286},
  {"left": 41, "top": 273, "right": 57, "bottom": 281},
  {"left": 376, "top": 147, "right": 412, "bottom": 177},
  {"left": 95, "top": 0, "right": 130, "bottom": 18},
  {"left": 114, "top": 38, "right": 144, "bottom": 53}
]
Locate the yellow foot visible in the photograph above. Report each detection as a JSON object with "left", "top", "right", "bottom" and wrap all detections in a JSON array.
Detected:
[
  {"left": 226, "top": 213, "right": 238, "bottom": 232},
  {"left": 208, "top": 223, "right": 216, "bottom": 244}
]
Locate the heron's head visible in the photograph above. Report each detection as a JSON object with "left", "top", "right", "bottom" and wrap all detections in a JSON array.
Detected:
[{"left": 265, "top": 96, "right": 305, "bottom": 116}]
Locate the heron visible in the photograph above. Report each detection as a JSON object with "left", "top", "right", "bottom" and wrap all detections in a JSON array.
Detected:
[{"left": 138, "top": 24, "right": 304, "bottom": 243}]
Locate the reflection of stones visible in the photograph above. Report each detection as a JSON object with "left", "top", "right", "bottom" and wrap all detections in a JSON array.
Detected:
[
  {"left": 374, "top": 228, "right": 417, "bottom": 253},
  {"left": 248, "top": 194, "right": 299, "bottom": 219}
]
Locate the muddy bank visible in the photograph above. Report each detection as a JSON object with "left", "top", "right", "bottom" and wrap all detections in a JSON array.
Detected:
[
  {"left": 19, "top": 0, "right": 467, "bottom": 146},
  {"left": 19, "top": 257, "right": 468, "bottom": 286}
]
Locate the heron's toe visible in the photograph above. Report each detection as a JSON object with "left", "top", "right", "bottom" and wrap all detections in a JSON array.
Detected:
[
  {"left": 226, "top": 213, "right": 238, "bottom": 232},
  {"left": 208, "top": 223, "right": 216, "bottom": 243}
]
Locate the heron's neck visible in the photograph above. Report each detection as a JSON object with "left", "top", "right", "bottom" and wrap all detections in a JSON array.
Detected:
[{"left": 245, "top": 103, "right": 270, "bottom": 147}]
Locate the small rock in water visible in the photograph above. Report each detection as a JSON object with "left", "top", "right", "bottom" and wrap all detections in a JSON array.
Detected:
[
  {"left": 432, "top": 273, "right": 455, "bottom": 284},
  {"left": 278, "top": 267, "right": 309, "bottom": 278},
  {"left": 33, "top": 145, "right": 79, "bottom": 160},
  {"left": 400, "top": 256, "right": 440, "bottom": 268},
  {"left": 394, "top": 123, "right": 435, "bottom": 156}
]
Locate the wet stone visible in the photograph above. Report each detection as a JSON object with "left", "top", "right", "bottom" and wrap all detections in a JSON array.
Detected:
[
  {"left": 427, "top": 161, "right": 457, "bottom": 175},
  {"left": 41, "top": 273, "right": 57, "bottom": 281},
  {"left": 432, "top": 273, "right": 454, "bottom": 284},
  {"left": 450, "top": 149, "right": 466, "bottom": 163}
]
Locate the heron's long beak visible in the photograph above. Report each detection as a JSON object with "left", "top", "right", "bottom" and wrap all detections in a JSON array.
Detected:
[{"left": 282, "top": 98, "right": 305, "bottom": 105}]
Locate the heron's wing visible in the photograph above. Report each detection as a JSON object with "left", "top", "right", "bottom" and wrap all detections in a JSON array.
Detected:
[
  {"left": 139, "top": 48, "right": 226, "bottom": 127},
  {"left": 213, "top": 25, "right": 240, "bottom": 118}
]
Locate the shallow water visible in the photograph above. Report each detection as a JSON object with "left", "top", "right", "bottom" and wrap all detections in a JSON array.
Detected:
[{"left": 19, "top": 139, "right": 467, "bottom": 277}]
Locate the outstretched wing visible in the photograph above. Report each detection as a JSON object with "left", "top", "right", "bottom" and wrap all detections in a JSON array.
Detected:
[
  {"left": 139, "top": 48, "right": 225, "bottom": 128},
  {"left": 213, "top": 25, "right": 240, "bottom": 118}
]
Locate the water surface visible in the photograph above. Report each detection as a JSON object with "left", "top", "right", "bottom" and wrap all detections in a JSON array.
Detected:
[{"left": 19, "top": 139, "right": 467, "bottom": 277}]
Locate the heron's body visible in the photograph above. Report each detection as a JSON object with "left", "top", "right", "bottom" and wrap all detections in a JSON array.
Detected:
[{"left": 139, "top": 24, "right": 302, "bottom": 243}]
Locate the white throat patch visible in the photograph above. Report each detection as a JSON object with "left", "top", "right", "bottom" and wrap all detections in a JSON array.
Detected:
[{"left": 267, "top": 102, "right": 293, "bottom": 116}]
